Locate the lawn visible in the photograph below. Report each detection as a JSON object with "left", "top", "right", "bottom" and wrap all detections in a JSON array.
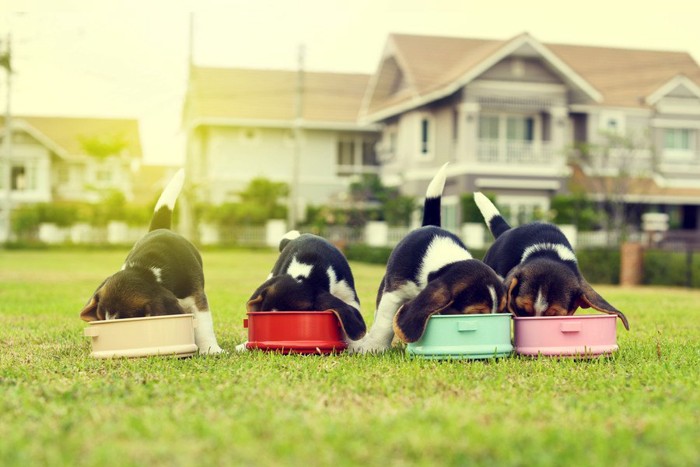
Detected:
[{"left": 1, "top": 248, "right": 698, "bottom": 466}]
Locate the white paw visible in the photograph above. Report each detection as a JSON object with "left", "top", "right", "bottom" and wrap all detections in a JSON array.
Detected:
[
  {"left": 198, "top": 343, "right": 224, "bottom": 355},
  {"left": 234, "top": 342, "right": 249, "bottom": 353},
  {"left": 346, "top": 338, "right": 390, "bottom": 354}
]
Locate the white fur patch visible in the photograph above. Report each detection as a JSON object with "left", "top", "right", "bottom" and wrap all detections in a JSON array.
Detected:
[
  {"left": 488, "top": 285, "right": 498, "bottom": 314},
  {"left": 326, "top": 267, "right": 360, "bottom": 310},
  {"left": 534, "top": 288, "right": 548, "bottom": 316},
  {"left": 521, "top": 243, "right": 577, "bottom": 264},
  {"left": 282, "top": 230, "right": 301, "bottom": 241},
  {"left": 425, "top": 163, "right": 448, "bottom": 199},
  {"left": 150, "top": 267, "right": 163, "bottom": 283},
  {"left": 105, "top": 311, "right": 117, "bottom": 320},
  {"left": 473, "top": 192, "right": 500, "bottom": 226},
  {"left": 286, "top": 256, "right": 313, "bottom": 280},
  {"left": 418, "top": 236, "right": 472, "bottom": 287},
  {"left": 154, "top": 168, "right": 185, "bottom": 212}
]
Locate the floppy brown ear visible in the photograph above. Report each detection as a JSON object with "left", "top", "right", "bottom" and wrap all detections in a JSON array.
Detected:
[
  {"left": 315, "top": 291, "right": 366, "bottom": 340},
  {"left": 146, "top": 290, "right": 186, "bottom": 317},
  {"left": 246, "top": 294, "right": 264, "bottom": 312},
  {"left": 80, "top": 295, "right": 101, "bottom": 322},
  {"left": 393, "top": 281, "right": 453, "bottom": 343},
  {"left": 505, "top": 276, "right": 519, "bottom": 316},
  {"left": 80, "top": 279, "right": 108, "bottom": 322},
  {"left": 577, "top": 282, "right": 630, "bottom": 330}
]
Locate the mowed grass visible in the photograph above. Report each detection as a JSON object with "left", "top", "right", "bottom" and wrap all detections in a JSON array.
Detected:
[{"left": 1, "top": 249, "right": 699, "bottom": 466}]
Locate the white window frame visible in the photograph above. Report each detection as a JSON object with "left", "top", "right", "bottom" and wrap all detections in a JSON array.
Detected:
[{"left": 663, "top": 127, "right": 696, "bottom": 161}]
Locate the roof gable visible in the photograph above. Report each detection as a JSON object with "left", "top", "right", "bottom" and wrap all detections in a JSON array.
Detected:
[
  {"left": 645, "top": 74, "right": 700, "bottom": 105},
  {"left": 363, "top": 33, "right": 700, "bottom": 121},
  {"left": 1, "top": 116, "right": 142, "bottom": 158}
]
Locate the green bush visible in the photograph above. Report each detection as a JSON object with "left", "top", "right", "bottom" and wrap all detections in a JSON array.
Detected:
[
  {"left": 644, "top": 249, "right": 699, "bottom": 288},
  {"left": 345, "top": 244, "right": 393, "bottom": 264}
]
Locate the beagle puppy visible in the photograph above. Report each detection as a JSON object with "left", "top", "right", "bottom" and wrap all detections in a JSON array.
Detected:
[
  {"left": 347, "top": 165, "right": 506, "bottom": 353},
  {"left": 474, "top": 192, "right": 629, "bottom": 330},
  {"left": 79, "top": 169, "right": 223, "bottom": 354},
  {"left": 243, "top": 231, "right": 367, "bottom": 343}
]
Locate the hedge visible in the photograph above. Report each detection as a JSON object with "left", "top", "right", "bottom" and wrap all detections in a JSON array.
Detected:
[{"left": 346, "top": 244, "right": 699, "bottom": 288}]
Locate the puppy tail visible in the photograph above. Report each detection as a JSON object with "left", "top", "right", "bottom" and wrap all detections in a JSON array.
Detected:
[
  {"left": 474, "top": 192, "right": 511, "bottom": 238},
  {"left": 421, "top": 163, "right": 448, "bottom": 227},
  {"left": 149, "top": 168, "right": 185, "bottom": 231}
]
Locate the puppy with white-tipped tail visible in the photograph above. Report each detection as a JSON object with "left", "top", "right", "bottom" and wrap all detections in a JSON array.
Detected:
[
  {"left": 473, "top": 192, "right": 629, "bottom": 329},
  {"left": 347, "top": 164, "right": 506, "bottom": 354},
  {"left": 79, "top": 169, "right": 223, "bottom": 354}
]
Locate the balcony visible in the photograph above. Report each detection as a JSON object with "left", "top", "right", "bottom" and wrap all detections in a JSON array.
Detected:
[{"left": 476, "top": 140, "right": 555, "bottom": 165}]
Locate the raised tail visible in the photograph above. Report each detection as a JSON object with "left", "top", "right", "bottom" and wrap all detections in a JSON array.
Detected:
[
  {"left": 421, "top": 163, "right": 448, "bottom": 227},
  {"left": 473, "top": 192, "right": 511, "bottom": 238},
  {"left": 149, "top": 168, "right": 185, "bottom": 231}
]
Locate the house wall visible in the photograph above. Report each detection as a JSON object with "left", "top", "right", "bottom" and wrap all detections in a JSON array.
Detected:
[
  {"left": 1, "top": 134, "right": 52, "bottom": 204},
  {"left": 191, "top": 125, "right": 379, "bottom": 208}
]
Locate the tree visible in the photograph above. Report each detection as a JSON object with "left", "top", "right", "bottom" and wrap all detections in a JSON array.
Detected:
[{"left": 568, "top": 130, "right": 654, "bottom": 241}]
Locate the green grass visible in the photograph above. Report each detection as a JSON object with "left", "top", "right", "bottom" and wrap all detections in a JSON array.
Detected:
[{"left": 1, "top": 249, "right": 699, "bottom": 466}]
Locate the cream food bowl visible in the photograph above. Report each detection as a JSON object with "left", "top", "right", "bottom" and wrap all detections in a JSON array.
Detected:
[{"left": 84, "top": 314, "right": 198, "bottom": 358}]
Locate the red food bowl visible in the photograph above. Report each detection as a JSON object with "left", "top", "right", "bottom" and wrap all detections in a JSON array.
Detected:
[{"left": 244, "top": 311, "right": 347, "bottom": 354}]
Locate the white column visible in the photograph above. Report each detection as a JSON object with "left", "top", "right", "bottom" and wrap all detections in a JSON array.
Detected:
[{"left": 459, "top": 102, "right": 480, "bottom": 163}]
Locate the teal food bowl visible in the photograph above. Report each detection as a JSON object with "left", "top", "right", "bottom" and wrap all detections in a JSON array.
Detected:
[{"left": 406, "top": 313, "right": 513, "bottom": 360}]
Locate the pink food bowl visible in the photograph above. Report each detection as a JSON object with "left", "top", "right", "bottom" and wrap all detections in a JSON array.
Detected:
[
  {"left": 244, "top": 311, "right": 347, "bottom": 354},
  {"left": 513, "top": 314, "right": 619, "bottom": 357}
]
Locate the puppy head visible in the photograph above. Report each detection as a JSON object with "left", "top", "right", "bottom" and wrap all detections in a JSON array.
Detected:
[
  {"left": 504, "top": 258, "right": 629, "bottom": 330},
  {"left": 247, "top": 275, "right": 366, "bottom": 341},
  {"left": 80, "top": 270, "right": 185, "bottom": 321},
  {"left": 393, "top": 259, "right": 506, "bottom": 343}
]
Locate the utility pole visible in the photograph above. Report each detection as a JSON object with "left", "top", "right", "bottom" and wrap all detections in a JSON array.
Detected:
[
  {"left": 1, "top": 34, "right": 12, "bottom": 245},
  {"left": 288, "top": 44, "right": 304, "bottom": 230}
]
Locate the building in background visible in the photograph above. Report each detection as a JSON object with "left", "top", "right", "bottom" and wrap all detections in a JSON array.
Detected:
[
  {"left": 182, "top": 66, "right": 381, "bottom": 220},
  {"left": 362, "top": 33, "right": 700, "bottom": 231}
]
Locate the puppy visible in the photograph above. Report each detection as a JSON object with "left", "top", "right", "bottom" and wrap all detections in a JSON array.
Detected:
[
  {"left": 243, "top": 231, "right": 367, "bottom": 343},
  {"left": 79, "top": 169, "right": 223, "bottom": 354},
  {"left": 473, "top": 192, "right": 629, "bottom": 330},
  {"left": 347, "top": 164, "right": 506, "bottom": 354}
]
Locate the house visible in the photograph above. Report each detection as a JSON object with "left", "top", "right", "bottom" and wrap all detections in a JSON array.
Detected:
[
  {"left": 181, "top": 66, "right": 381, "bottom": 218},
  {"left": 361, "top": 33, "right": 700, "bottom": 232},
  {"left": 0, "top": 115, "right": 143, "bottom": 240}
]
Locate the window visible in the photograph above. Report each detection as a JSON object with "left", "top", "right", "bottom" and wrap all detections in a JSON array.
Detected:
[
  {"left": 362, "top": 140, "right": 378, "bottom": 166},
  {"left": 11, "top": 166, "right": 26, "bottom": 190},
  {"left": 507, "top": 116, "right": 534, "bottom": 141},
  {"left": 599, "top": 111, "right": 625, "bottom": 134},
  {"left": 419, "top": 115, "right": 435, "bottom": 158},
  {"left": 664, "top": 128, "right": 691, "bottom": 150},
  {"left": 478, "top": 115, "right": 499, "bottom": 140},
  {"left": 337, "top": 140, "right": 355, "bottom": 175}
]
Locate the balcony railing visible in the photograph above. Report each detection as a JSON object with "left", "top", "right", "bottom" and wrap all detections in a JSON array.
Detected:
[{"left": 476, "top": 140, "right": 555, "bottom": 165}]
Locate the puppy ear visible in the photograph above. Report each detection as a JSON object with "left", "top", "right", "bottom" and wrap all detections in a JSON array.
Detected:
[
  {"left": 505, "top": 275, "right": 520, "bottom": 316},
  {"left": 80, "top": 279, "right": 108, "bottom": 322},
  {"left": 393, "top": 281, "right": 453, "bottom": 343},
  {"left": 576, "top": 282, "right": 630, "bottom": 330},
  {"left": 314, "top": 291, "right": 366, "bottom": 340},
  {"left": 146, "top": 290, "right": 186, "bottom": 317},
  {"left": 246, "top": 294, "right": 264, "bottom": 312}
]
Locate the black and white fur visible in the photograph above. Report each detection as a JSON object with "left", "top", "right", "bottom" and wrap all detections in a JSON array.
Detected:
[
  {"left": 348, "top": 164, "right": 506, "bottom": 353},
  {"left": 474, "top": 192, "right": 629, "bottom": 330},
  {"left": 80, "top": 169, "right": 223, "bottom": 354},
  {"left": 237, "top": 231, "right": 366, "bottom": 350}
]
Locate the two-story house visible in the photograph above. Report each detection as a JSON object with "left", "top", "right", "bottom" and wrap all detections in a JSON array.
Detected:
[
  {"left": 1, "top": 116, "right": 142, "bottom": 240},
  {"left": 182, "top": 66, "right": 381, "bottom": 219},
  {"left": 362, "top": 33, "right": 700, "bottom": 231}
]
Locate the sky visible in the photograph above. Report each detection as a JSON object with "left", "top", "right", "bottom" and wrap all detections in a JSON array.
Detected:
[{"left": 1, "top": 0, "right": 699, "bottom": 166}]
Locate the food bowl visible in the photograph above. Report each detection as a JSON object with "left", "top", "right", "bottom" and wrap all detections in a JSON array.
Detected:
[
  {"left": 84, "top": 314, "right": 198, "bottom": 358},
  {"left": 244, "top": 311, "right": 347, "bottom": 354},
  {"left": 513, "top": 315, "right": 618, "bottom": 357},
  {"left": 406, "top": 313, "right": 513, "bottom": 360}
]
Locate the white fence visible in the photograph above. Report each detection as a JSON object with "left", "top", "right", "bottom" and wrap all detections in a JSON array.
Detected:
[{"left": 31, "top": 218, "right": 626, "bottom": 251}]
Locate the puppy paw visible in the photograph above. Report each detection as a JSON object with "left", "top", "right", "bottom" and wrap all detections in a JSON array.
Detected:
[
  {"left": 234, "top": 342, "right": 249, "bottom": 353},
  {"left": 346, "top": 338, "right": 389, "bottom": 354},
  {"left": 198, "top": 343, "right": 224, "bottom": 355}
]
